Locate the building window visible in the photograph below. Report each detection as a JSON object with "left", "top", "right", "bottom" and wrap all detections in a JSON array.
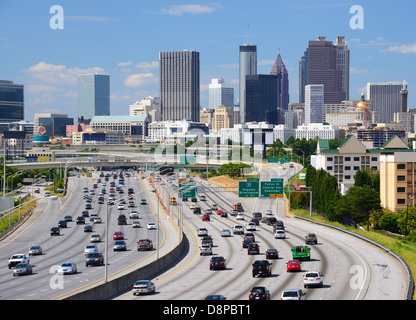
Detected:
[
  {"left": 397, "top": 199, "right": 406, "bottom": 205},
  {"left": 354, "top": 157, "right": 359, "bottom": 161},
  {"left": 345, "top": 157, "right": 351, "bottom": 161},
  {"left": 327, "top": 157, "right": 333, "bottom": 162},
  {"left": 397, "top": 164, "right": 406, "bottom": 170},
  {"left": 345, "top": 166, "right": 351, "bottom": 171},
  {"left": 371, "top": 157, "right": 377, "bottom": 162},
  {"left": 354, "top": 166, "right": 360, "bottom": 170},
  {"left": 397, "top": 176, "right": 406, "bottom": 181},
  {"left": 397, "top": 187, "right": 406, "bottom": 193},
  {"left": 345, "top": 175, "right": 351, "bottom": 180},
  {"left": 327, "top": 166, "right": 333, "bottom": 171}
]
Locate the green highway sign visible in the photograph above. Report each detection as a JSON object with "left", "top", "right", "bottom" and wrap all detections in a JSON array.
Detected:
[
  {"left": 280, "top": 157, "right": 290, "bottom": 164},
  {"left": 260, "top": 180, "right": 284, "bottom": 198},
  {"left": 268, "top": 157, "right": 278, "bottom": 163},
  {"left": 179, "top": 184, "right": 196, "bottom": 198},
  {"left": 238, "top": 181, "right": 260, "bottom": 198}
]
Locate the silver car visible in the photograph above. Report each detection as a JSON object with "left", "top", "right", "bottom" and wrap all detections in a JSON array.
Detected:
[
  {"left": 58, "top": 262, "right": 77, "bottom": 275},
  {"left": 281, "top": 289, "right": 306, "bottom": 300},
  {"left": 220, "top": 229, "right": 232, "bottom": 237},
  {"left": 132, "top": 280, "right": 155, "bottom": 295},
  {"left": 303, "top": 271, "right": 324, "bottom": 288},
  {"left": 13, "top": 263, "right": 33, "bottom": 276},
  {"left": 84, "top": 244, "right": 98, "bottom": 256},
  {"left": 200, "top": 244, "right": 212, "bottom": 256},
  {"left": 113, "top": 240, "right": 127, "bottom": 251},
  {"left": 29, "top": 245, "right": 43, "bottom": 256}
]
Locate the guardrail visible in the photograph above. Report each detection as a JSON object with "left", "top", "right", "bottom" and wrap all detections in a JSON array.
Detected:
[{"left": 294, "top": 215, "right": 414, "bottom": 300}]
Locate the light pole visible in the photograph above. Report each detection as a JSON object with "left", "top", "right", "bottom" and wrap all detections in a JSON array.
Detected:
[{"left": 405, "top": 195, "right": 414, "bottom": 239}]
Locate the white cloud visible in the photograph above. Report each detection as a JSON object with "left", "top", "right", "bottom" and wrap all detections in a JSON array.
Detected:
[
  {"left": 65, "top": 16, "right": 114, "bottom": 22},
  {"left": 383, "top": 43, "right": 416, "bottom": 54},
  {"left": 24, "top": 61, "right": 106, "bottom": 85},
  {"left": 136, "top": 61, "right": 159, "bottom": 69},
  {"left": 123, "top": 73, "right": 156, "bottom": 87},
  {"left": 118, "top": 61, "right": 133, "bottom": 67},
  {"left": 162, "top": 4, "right": 220, "bottom": 16}
]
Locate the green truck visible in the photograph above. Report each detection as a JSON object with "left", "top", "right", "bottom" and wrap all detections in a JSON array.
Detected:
[{"left": 291, "top": 246, "right": 311, "bottom": 261}]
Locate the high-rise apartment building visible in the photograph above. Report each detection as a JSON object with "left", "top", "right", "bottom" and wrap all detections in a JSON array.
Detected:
[
  {"left": 77, "top": 74, "right": 110, "bottom": 123},
  {"left": 270, "top": 48, "right": 289, "bottom": 111},
  {"left": 239, "top": 44, "right": 257, "bottom": 123},
  {"left": 159, "top": 50, "right": 200, "bottom": 122},
  {"left": 299, "top": 36, "right": 348, "bottom": 104},
  {"left": 305, "top": 84, "right": 324, "bottom": 124},
  {"left": 208, "top": 78, "right": 234, "bottom": 109},
  {"left": 367, "top": 81, "right": 407, "bottom": 123},
  {"left": 0, "top": 80, "right": 24, "bottom": 122}
]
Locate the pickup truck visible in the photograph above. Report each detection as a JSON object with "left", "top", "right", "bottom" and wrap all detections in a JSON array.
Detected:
[
  {"left": 291, "top": 245, "right": 311, "bottom": 261},
  {"left": 252, "top": 260, "right": 272, "bottom": 277},
  {"left": 8, "top": 254, "right": 30, "bottom": 269}
]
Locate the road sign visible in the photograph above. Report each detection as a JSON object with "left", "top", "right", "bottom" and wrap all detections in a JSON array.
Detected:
[
  {"left": 260, "top": 180, "right": 284, "bottom": 198},
  {"left": 238, "top": 181, "right": 260, "bottom": 198},
  {"left": 179, "top": 184, "right": 196, "bottom": 198},
  {"left": 280, "top": 157, "right": 290, "bottom": 164},
  {"left": 268, "top": 157, "right": 278, "bottom": 163}
]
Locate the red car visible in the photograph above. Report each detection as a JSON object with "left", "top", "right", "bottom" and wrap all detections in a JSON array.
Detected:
[
  {"left": 113, "top": 231, "right": 124, "bottom": 240},
  {"left": 202, "top": 214, "right": 210, "bottom": 221},
  {"left": 217, "top": 209, "right": 223, "bottom": 215},
  {"left": 286, "top": 260, "right": 301, "bottom": 272}
]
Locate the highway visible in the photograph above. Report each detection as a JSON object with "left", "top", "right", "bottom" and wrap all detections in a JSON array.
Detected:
[
  {"left": 0, "top": 171, "right": 178, "bottom": 300},
  {"left": 114, "top": 163, "right": 409, "bottom": 300}
]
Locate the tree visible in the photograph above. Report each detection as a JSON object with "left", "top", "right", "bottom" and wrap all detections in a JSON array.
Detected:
[{"left": 396, "top": 206, "right": 416, "bottom": 236}]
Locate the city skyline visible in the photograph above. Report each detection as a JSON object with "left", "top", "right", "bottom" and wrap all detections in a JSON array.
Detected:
[{"left": 0, "top": 0, "right": 415, "bottom": 122}]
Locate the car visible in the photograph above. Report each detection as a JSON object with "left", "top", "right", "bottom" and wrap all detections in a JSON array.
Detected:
[
  {"left": 303, "top": 271, "right": 324, "bottom": 288},
  {"left": 113, "top": 231, "right": 124, "bottom": 240},
  {"left": 232, "top": 225, "right": 244, "bottom": 235},
  {"left": 231, "top": 209, "right": 238, "bottom": 216},
  {"left": 85, "top": 203, "right": 92, "bottom": 210},
  {"left": 266, "top": 217, "right": 277, "bottom": 225},
  {"left": 81, "top": 210, "right": 89, "bottom": 217},
  {"left": 12, "top": 263, "right": 33, "bottom": 276},
  {"left": 89, "top": 213, "right": 99, "bottom": 222},
  {"left": 205, "top": 295, "right": 227, "bottom": 300},
  {"left": 246, "top": 222, "right": 256, "bottom": 231},
  {"left": 86, "top": 252, "right": 104, "bottom": 267},
  {"left": 129, "top": 210, "right": 139, "bottom": 219},
  {"left": 200, "top": 244, "right": 212, "bottom": 256},
  {"left": 117, "top": 204, "right": 124, "bottom": 210},
  {"left": 190, "top": 204, "right": 197, "bottom": 210},
  {"left": 197, "top": 227, "right": 208, "bottom": 237},
  {"left": 242, "top": 238, "right": 253, "bottom": 248},
  {"left": 244, "top": 232, "right": 255, "bottom": 242},
  {"left": 50, "top": 227, "right": 60, "bottom": 236},
  {"left": 90, "top": 234, "right": 101, "bottom": 243},
  {"left": 266, "top": 248, "right": 279, "bottom": 259},
  {"left": 140, "top": 199, "right": 147, "bottom": 205},
  {"left": 8, "top": 254, "right": 30, "bottom": 269},
  {"left": 92, "top": 216, "right": 102, "bottom": 224},
  {"left": 64, "top": 215, "right": 73, "bottom": 222},
  {"left": 28, "top": 245, "right": 42, "bottom": 256},
  {"left": 216, "top": 209, "right": 223, "bottom": 215},
  {"left": 84, "top": 244, "right": 98, "bottom": 256},
  {"left": 202, "top": 214, "right": 210, "bottom": 221},
  {"left": 182, "top": 197, "right": 188, "bottom": 201},
  {"left": 209, "top": 256, "right": 226, "bottom": 270},
  {"left": 132, "top": 220, "right": 141, "bottom": 228},
  {"left": 286, "top": 260, "right": 301, "bottom": 272},
  {"left": 132, "top": 280, "right": 155, "bottom": 295},
  {"left": 114, "top": 240, "right": 127, "bottom": 251},
  {"left": 147, "top": 222, "right": 157, "bottom": 230},
  {"left": 273, "top": 220, "right": 285, "bottom": 230},
  {"left": 84, "top": 225, "right": 93, "bottom": 232},
  {"left": 281, "top": 289, "right": 306, "bottom": 300},
  {"left": 211, "top": 204, "right": 218, "bottom": 210},
  {"left": 58, "top": 220, "right": 67, "bottom": 228},
  {"left": 117, "top": 214, "right": 127, "bottom": 225},
  {"left": 76, "top": 216, "right": 85, "bottom": 225},
  {"left": 236, "top": 213, "right": 244, "bottom": 220},
  {"left": 58, "top": 262, "right": 77, "bottom": 275},
  {"left": 201, "top": 235, "right": 213, "bottom": 246},
  {"left": 137, "top": 239, "right": 153, "bottom": 251},
  {"left": 247, "top": 243, "right": 260, "bottom": 255},
  {"left": 193, "top": 207, "right": 201, "bottom": 214},
  {"left": 249, "top": 286, "right": 270, "bottom": 300},
  {"left": 128, "top": 201, "right": 135, "bottom": 208},
  {"left": 220, "top": 228, "right": 232, "bottom": 237},
  {"left": 220, "top": 211, "right": 228, "bottom": 218},
  {"left": 252, "top": 212, "right": 262, "bottom": 220},
  {"left": 200, "top": 195, "right": 206, "bottom": 201},
  {"left": 252, "top": 260, "right": 272, "bottom": 277},
  {"left": 305, "top": 233, "right": 318, "bottom": 245},
  {"left": 250, "top": 218, "right": 259, "bottom": 225},
  {"left": 274, "top": 230, "right": 286, "bottom": 239},
  {"left": 265, "top": 209, "right": 273, "bottom": 215}
]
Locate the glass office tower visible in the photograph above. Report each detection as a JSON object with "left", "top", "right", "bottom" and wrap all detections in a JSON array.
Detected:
[
  {"left": 239, "top": 44, "right": 257, "bottom": 124},
  {"left": 77, "top": 74, "right": 110, "bottom": 122},
  {"left": 0, "top": 80, "right": 24, "bottom": 122}
]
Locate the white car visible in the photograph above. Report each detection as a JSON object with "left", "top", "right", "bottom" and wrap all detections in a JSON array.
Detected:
[
  {"left": 132, "top": 220, "right": 141, "bottom": 228},
  {"left": 274, "top": 230, "right": 286, "bottom": 239},
  {"left": 281, "top": 289, "right": 306, "bottom": 300},
  {"left": 220, "top": 229, "right": 232, "bottom": 237},
  {"left": 8, "top": 254, "right": 30, "bottom": 269},
  {"left": 232, "top": 225, "right": 244, "bottom": 235},
  {"left": 132, "top": 280, "right": 155, "bottom": 295},
  {"left": 236, "top": 213, "right": 244, "bottom": 220},
  {"left": 90, "top": 234, "right": 101, "bottom": 243},
  {"left": 147, "top": 222, "right": 157, "bottom": 230},
  {"left": 265, "top": 209, "right": 273, "bottom": 215},
  {"left": 129, "top": 211, "right": 139, "bottom": 219},
  {"left": 58, "top": 262, "right": 77, "bottom": 275},
  {"left": 303, "top": 271, "right": 324, "bottom": 288},
  {"left": 246, "top": 222, "right": 256, "bottom": 231},
  {"left": 117, "top": 204, "right": 124, "bottom": 210},
  {"left": 84, "top": 244, "right": 98, "bottom": 256},
  {"left": 197, "top": 227, "right": 208, "bottom": 237},
  {"left": 200, "top": 244, "right": 212, "bottom": 256}
]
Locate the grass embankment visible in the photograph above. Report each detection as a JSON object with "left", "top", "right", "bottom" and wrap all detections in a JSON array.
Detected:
[{"left": 0, "top": 199, "right": 37, "bottom": 236}]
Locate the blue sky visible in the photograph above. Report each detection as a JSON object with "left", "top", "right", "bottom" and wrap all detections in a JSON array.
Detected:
[{"left": 1, "top": 0, "right": 415, "bottom": 122}]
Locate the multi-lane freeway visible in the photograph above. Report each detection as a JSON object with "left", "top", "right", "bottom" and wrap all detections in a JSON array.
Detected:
[{"left": 0, "top": 164, "right": 410, "bottom": 300}]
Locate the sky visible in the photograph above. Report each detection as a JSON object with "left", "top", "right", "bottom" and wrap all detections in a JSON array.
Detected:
[{"left": 0, "top": 0, "right": 415, "bottom": 122}]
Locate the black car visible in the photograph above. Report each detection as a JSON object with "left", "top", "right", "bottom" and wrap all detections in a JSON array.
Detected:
[
  {"left": 247, "top": 243, "right": 260, "bottom": 255},
  {"left": 252, "top": 260, "right": 272, "bottom": 277},
  {"left": 191, "top": 197, "right": 197, "bottom": 202},
  {"left": 76, "top": 216, "right": 85, "bottom": 225},
  {"left": 242, "top": 238, "right": 253, "bottom": 248},
  {"left": 193, "top": 207, "right": 201, "bottom": 214},
  {"left": 250, "top": 218, "right": 260, "bottom": 225},
  {"left": 84, "top": 225, "right": 93, "bottom": 232},
  {"left": 58, "top": 220, "right": 67, "bottom": 228},
  {"left": 85, "top": 252, "right": 104, "bottom": 267},
  {"left": 50, "top": 227, "right": 60, "bottom": 236},
  {"left": 64, "top": 215, "right": 72, "bottom": 222},
  {"left": 85, "top": 203, "right": 92, "bottom": 210},
  {"left": 266, "top": 249, "right": 279, "bottom": 259},
  {"left": 249, "top": 287, "right": 270, "bottom": 300},
  {"left": 209, "top": 256, "right": 226, "bottom": 270},
  {"left": 81, "top": 210, "right": 89, "bottom": 217},
  {"left": 266, "top": 217, "right": 277, "bottom": 225}
]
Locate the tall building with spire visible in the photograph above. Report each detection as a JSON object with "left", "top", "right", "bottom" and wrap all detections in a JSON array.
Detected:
[{"left": 270, "top": 48, "right": 289, "bottom": 111}]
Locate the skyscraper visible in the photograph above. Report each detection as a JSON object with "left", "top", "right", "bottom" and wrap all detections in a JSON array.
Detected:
[
  {"left": 77, "top": 74, "right": 110, "bottom": 122},
  {"left": 367, "top": 81, "right": 407, "bottom": 123},
  {"left": 159, "top": 50, "right": 200, "bottom": 122},
  {"left": 239, "top": 44, "right": 257, "bottom": 123},
  {"left": 299, "top": 36, "right": 349, "bottom": 104},
  {"left": 0, "top": 80, "right": 24, "bottom": 122},
  {"left": 209, "top": 78, "right": 234, "bottom": 109},
  {"left": 305, "top": 84, "right": 324, "bottom": 124},
  {"left": 270, "top": 48, "right": 289, "bottom": 111}
]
